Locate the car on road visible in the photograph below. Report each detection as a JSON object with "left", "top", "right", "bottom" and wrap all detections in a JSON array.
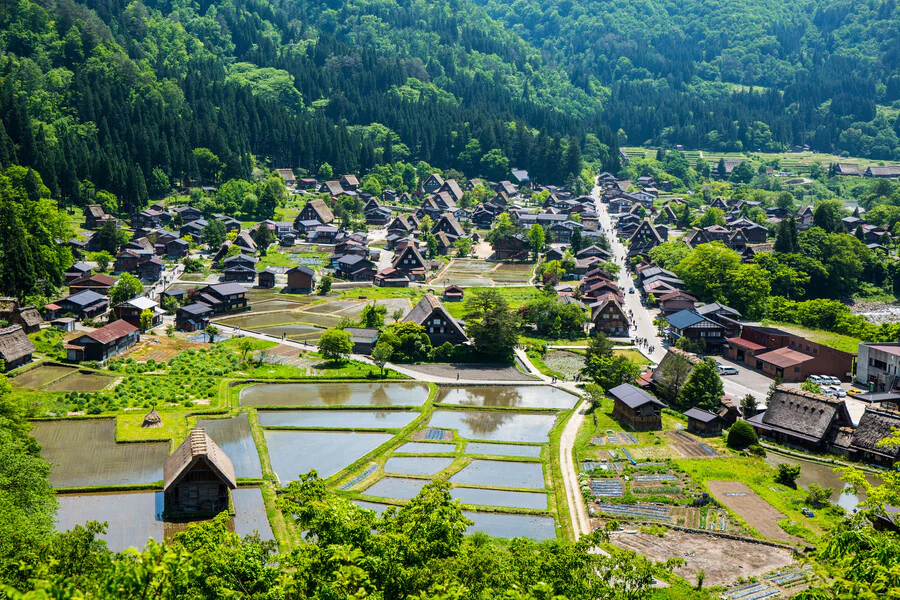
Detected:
[
  {"left": 718, "top": 365, "right": 739, "bottom": 375},
  {"left": 628, "top": 287, "right": 635, "bottom": 294}
]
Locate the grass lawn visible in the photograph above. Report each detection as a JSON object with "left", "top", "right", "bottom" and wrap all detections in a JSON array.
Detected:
[
  {"left": 116, "top": 409, "right": 190, "bottom": 446},
  {"left": 760, "top": 321, "right": 862, "bottom": 354},
  {"left": 256, "top": 250, "right": 299, "bottom": 270},
  {"left": 614, "top": 349, "right": 652, "bottom": 366}
]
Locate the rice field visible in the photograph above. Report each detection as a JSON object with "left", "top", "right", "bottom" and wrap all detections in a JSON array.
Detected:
[
  {"left": 33, "top": 419, "right": 169, "bottom": 488},
  {"left": 196, "top": 414, "right": 263, "bottom": 479},
  {"left": 12, "top": 365, "right": 76, "bottom": 388}
]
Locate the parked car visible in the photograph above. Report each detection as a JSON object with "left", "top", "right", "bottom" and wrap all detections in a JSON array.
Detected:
[
  {"left": 824, "top": 376, "right": 841, "bottom": 385},
  {"left": 826, "top": 385, "right": 847, "bottom": 397},
  {"left": 718, "top": 365, "right": 739, "bottom": 375},
  {"left": 629, "top": 287, "right": 635, "bottom": 294},
  {"left": 808, "top": 375, "right": 824, "bottom": 384}
]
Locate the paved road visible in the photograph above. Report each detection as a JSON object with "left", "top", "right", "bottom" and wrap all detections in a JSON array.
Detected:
[{"left": 592, "top": 186, "right": 665, "bottom": 364}]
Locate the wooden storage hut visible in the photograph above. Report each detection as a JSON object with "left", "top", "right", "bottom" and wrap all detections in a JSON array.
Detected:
[
  {"left": 163, "top": 428, "right": 236, "bottom": 516},
  {"left": 609, "top": 383, "right": 664, "bottom": 431},
  {"left": 683, "top": 407, "right": 722, "bottom": 436}
]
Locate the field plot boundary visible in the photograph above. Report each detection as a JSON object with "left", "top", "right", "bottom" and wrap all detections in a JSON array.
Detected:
[{"left": 708, "top": 480, "right": 802, "bottom": 544}]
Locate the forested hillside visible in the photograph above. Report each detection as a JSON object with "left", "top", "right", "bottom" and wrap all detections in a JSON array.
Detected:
[
  {"left": 1, "top": 0, "right": 900, "bottom": 214},
  {"left": 481, "top": 0, "right": 900, "bottom": 157},
  {"left": 0, "top": 0, "right": 616, "bottom": 211}
]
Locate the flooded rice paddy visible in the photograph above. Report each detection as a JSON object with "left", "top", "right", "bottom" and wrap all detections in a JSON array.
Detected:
[
  {"left": 383, "top": 457, "right": 454, "bottom": 476},
  {"left": 763, "top": 453, "right": 880, "bottom": 512},
  {"left": 218, "top": 311, "right": 308, "bottom": 328},
  {"left": 264, "top": 430, "right": 393, "bottom": 482},
  {"left": 12, "top": 365, "right": 75, "bottom": 388},
  {"left": 362, "top": 477, "right": 429, "bottom": 500},
  {"left": 45, "top": 372, "right": 114, "bottom": 392},
  {"left": 254, "top": 324, "right": 322, "bottom": 338},
  {"left": 257, "top": 410, "right": 417, "bottom": 429},
  {"left": 354, "top": 501, "right": 555, "bottom": 540},
  {"left": 450, "top": 487, "right": 548, "bottom": 510},
  {"left": 437, "top": 386, "right": 577, "bottom": 410},
  {"left": 428, "top": 410, "right": 557, "bottom": 443},
  {"left": 33, "top": 420, "right": 168, "bottom": 488},
  {"left": 242, "top": 382, "right": 429, "bottom": 407},
  {"left": 465, "top": 442, "right": 542, "bottom": 458},
  {"left": 450, "top": 460, "right": 545, "bottom": 489},
  {"left": 56, "top": 488, "right": 273, "bottom": 552},
  {"left": 395, "top": 442, "right": 456, "bottom": 453},
  {"left": 197, "top": 414, "right": 263, "bottom": 479}
]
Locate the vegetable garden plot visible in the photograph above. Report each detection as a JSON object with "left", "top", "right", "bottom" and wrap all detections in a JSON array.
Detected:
[
  {"left": 590, "top": 479, "right": 624, "bottom": 497},
  {"left": 33, "top": 419, "right": 168, "bottom": 488},
  {"left": 708, "top": 481, "right": 802, "bottom": 544},
  {"left": 596, "top": 503, "right": 674, "bottom": 522}
]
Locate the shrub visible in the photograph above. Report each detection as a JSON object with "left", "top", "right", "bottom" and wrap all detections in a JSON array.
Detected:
[
  {"left": 775, "top": 463, "right": 801, "bottom": 488},
  {"left": 727, "top": 420, "right": 758, "bottom": 449}
]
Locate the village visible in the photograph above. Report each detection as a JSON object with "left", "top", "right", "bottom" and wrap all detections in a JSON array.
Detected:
[{"left": 3, "top": 154, "right": 900, "bottom": 597}]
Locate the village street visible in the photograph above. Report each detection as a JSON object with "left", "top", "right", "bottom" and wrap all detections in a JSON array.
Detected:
[{"left": 592, "top": 185, "right": 767, "bottom": 405}]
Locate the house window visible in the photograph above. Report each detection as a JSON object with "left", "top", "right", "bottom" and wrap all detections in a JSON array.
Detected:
[{"left": 794, "top": 367, "right": 801, "bottom": 372}]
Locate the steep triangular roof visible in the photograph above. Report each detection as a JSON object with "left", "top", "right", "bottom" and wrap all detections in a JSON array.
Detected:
[
  {"left": 403, "top": 294, "right": 468, "bottom": 340},
  {"left": 164, "top": 427, "right": 237, "bottom": 491}
]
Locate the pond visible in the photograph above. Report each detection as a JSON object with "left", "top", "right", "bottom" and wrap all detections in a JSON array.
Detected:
[
  {"left": 354, "top": 501, "right": 556, "bottom": 540},
  {"left": 395, "top": 442, "right": 456, "bottom": 454},
  {"left": 263, "top": 430, "right": 393, "bottom": 482},
  {"left": 465, "top": 442, "right": 542, "bottom": 458},
  {"left": 197, "top": 414, "right": 263, "bottom": 479},
  {"left": 428, "top": 410, "right": 557, "bottom": 443},
  {"left": 46, "top": 372, "right": 114, "bottom": 392},
  {"left": 33, "top": 420, "right": 168, "bottom": 488},
  {"left": 362, "top": 477, "right": 429, "bottom": 501},
  {"left": 242, "top": 382, "right": 430, "bottom": 407},
  {"left": 450, "top": 460, "right": 545, "bottom": 489},
  {"left": 12, "top": 365, "right": 75, "bottom": 388},
  {"left": 257, "top": 410, "right": 417, "bottom": 429},
  {"left": 383, "top": 457, "right": 455, "bottom": 476},
  {"left": 450, "top": 487, "right": 548, "bottom": 510},
  {"left": 437, "top": 386, "right": 577, "bottom": 410},
  {"left": 763, "top": 453, "right": 881, "bottom": 512},
  {"left": 56, "top": 488, "right": 273, "bottom": 552}
]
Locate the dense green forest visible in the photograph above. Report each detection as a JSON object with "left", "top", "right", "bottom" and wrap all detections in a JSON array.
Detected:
[
  {"left": 3, "top": 0, "right": 900, "bottom": 217},
  {"left": 479, "top": 0, "right": 900, "bottom": 157}
]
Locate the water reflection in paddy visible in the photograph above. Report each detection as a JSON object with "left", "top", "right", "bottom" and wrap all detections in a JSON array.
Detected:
[
  {"left": 465, "top": 442, "right": 542, "bottom": 458},
  {"left": 257, "top": 410, "right": 416, "bottom": 429},
  {"left": 428, "top": 410, "right": 557, "bottom": 443},
  {"left": 197, "top": 414, "right": 263, "bottom": 479},
  {"left": 763, "top": 453, "right": 881, "bottom": 512},
  {"left": 33, "top": 420, "right": 168, "bottom": 488},
  {"left": 354, "top": 501, "right": 555, "bottom": 540},
  {"left": 264, "top": 430, "right": 392, "bottom": 482},
  {"left": 384, "top": 456, "right": 454, "bottom": 475},
  {"left": 450, "top": 460, "right": 545, "bottom": 489},
  {"left": 363, "top": 477, "right": 429, "bottom": 500},
  {"left": 56, "top": 488, "right": 273, "bottom": 552},
  {"left": 437, "top": 386, "right": 577, "bottom": 410},
  {"left": 242, "top": 382, "right": 430, "bottom": 407},
  {"left": 451, "top": 487, "right": 548, "bottom": 510}
]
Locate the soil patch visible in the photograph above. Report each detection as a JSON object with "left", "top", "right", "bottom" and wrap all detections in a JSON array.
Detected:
[
  {"left": 708, "top": 481, "right": 802, "bottom": 544},
  {"left": 610, "top": 529, "right": 795, "bottom": 587}
]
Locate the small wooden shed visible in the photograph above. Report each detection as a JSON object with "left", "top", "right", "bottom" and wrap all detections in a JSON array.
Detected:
[
  {"left": 684, "top": 407, "right": 722, "bottom": 437},
  {"left": 163, "top": 428, "right": 236, "bottom": 516}
]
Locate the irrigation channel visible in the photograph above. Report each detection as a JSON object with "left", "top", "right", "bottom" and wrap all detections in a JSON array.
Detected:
[{"left": 46, "top": 382, "right": 580, "bottom": 549}]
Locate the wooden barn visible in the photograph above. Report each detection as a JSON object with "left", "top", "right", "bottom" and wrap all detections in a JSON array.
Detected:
[
  {"left": 683, "top": 407, "right": 722, "bottom": 437},
  {"left": 609, "top": 383, "right": 664, "bottom": 431},
  {"left": 163, "top": 428, "right": 236, "bottom": 516}
]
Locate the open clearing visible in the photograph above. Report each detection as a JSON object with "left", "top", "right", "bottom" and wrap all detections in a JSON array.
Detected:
[
  {"left": 610, "top": 529, "right": 795, "bottom": 587},
  {"left": 708, "top": 481, "right": 802, "bottom": 544}
]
